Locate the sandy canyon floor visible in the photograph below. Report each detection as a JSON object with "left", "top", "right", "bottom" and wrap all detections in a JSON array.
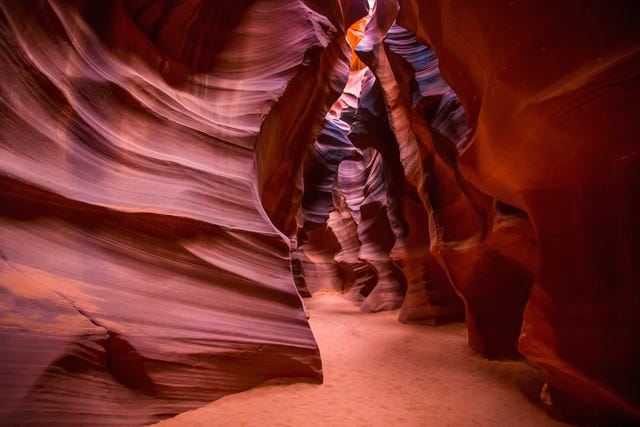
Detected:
[{"left": 153, "top": 292, "right": 569, "bottom": 426}]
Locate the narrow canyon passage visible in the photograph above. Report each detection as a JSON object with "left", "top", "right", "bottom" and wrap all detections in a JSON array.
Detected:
[
  {"left": 153, "top": 293, "right": 567, "bottom": 427},
  {"left": 1, "top": 0, "right": 638, "bottom": 425}
]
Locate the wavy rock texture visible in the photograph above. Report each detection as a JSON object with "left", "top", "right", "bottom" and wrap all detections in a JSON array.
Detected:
[
  {"left": 398, "top": 0, "right": 640, "bottom": 423},
  {"left": 380, "top": 18, "right": 536, "bottom": 358},
  {"left": 293, "top": 14, "right": 464, "bottom": 320},
  {"left": 0, "top": 0, "right": 366, "bottom": 425},
  {"left": 2, "top": 0, "right": 638, "bottom": 425},
  {"left": 293, "top": 67, "right": 408, "bottom": 312}
]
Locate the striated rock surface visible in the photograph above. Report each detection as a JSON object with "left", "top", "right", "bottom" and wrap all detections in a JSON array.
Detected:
[
  {"left": 292, "top": 66, "right": 408, "bottom": 311},
  {"left": 398, "top": 0, "right": 640, "bottom": 423},
  {"left": 2, "top": 0, "right": 638, "bottom": 425},
  {"left": 383, "top": 19, "right": 535, "bottom": 357},
  {"left": 0, "top": 0, "right": 365, "bottom": 425},
  {"left": 293, "top": 12, "right": 464, "bottom": 320}
]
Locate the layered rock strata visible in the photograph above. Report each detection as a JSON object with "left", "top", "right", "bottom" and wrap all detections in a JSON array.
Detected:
[
  {"left": 292, "top": 8, "right": 464, "bottom": 322},
  {"left": 0, "top": 0, "right": 365, "bottom": 424},
  {"left": 293, "top": 67, "right": 409, "bottom": 312},
  {"left": 1, "top": 0, "right": 638, "bottom": 425}
]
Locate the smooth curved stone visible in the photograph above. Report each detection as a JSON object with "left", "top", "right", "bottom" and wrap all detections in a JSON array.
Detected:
[
  {"left": 0, "top": 0, "right": 365, "bottom": 424},
  {"left": 399, "top": 0, "right": 640, "bottom": 423}
]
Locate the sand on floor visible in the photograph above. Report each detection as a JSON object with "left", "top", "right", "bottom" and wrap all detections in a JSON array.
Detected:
[{"left": 152, "top": 292, "right": 569, "bottom": 426}]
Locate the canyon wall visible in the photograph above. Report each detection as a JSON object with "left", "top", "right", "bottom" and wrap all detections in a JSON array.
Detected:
[
  {"left": 1, "top": 0, "right": 638, "bottom": 425},
  {"left": 0, "top": 0, "right": 365, "bottom": 425},
  {"left": 397, "top": 0, "right": 640, "bottom": 423},
  {"left": 290, "top": 0, "right": 639, "bottom": 422}
]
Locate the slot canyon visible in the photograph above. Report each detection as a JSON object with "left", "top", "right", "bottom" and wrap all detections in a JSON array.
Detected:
[{"left": 0, "top": 0, "right": 638, "bottom": 425}]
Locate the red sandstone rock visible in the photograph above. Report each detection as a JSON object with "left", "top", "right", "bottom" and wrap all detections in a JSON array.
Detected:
[
  {"left": 2, "top": 0, "right": 638, "bottom": 424},
  {"left": 354, "top": 5, "right": 528, "bottom": 350},
  {"left": 399, "top": 0, "right": 640, "bottom": 423}
]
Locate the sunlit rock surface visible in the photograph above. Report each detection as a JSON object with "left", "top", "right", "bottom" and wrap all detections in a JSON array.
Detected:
[
  {"left": 293, "top": 67, "right": 409, "bottom": 312},
  {"left": 398, "top": 0, "right": 640, "bottom": 423},
  {"left": 293, "top": 13, "right": 464, "bottom": 320},
  {"left": 0, "top": 0, "right": 365, "bottom": 425}
]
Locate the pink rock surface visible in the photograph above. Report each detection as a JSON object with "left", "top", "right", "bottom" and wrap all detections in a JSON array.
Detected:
[{"left": 0, "top": 0, "right": 365, "bottom": 424}]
